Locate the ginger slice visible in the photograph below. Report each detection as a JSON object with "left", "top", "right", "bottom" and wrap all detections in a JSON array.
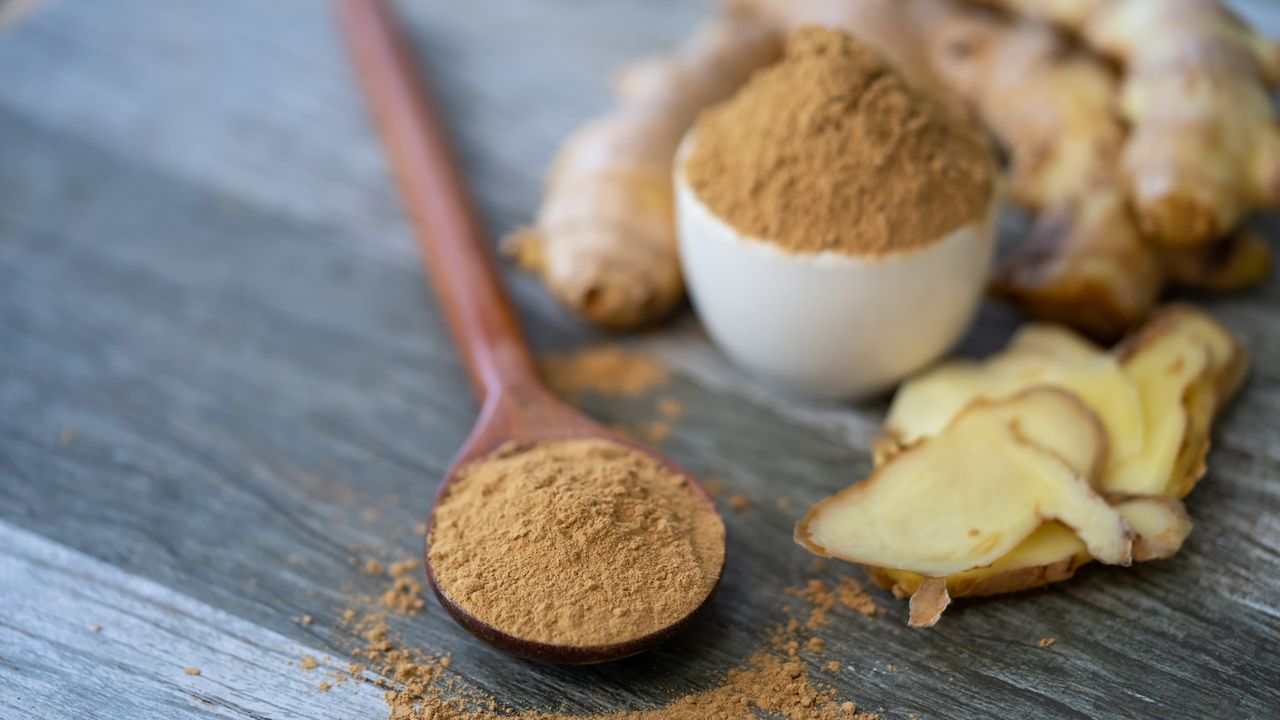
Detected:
[
  {"left": 1117, "top": 304, "right": 1249, "bottom": 409},
  {"left": 885, "top": 305, "right": 1245, "bottom": 499},
  {"left": 1110, "top": 306, "right": 1247, "bottom": 497},
  {"left": 1003, "top": 323, "right": 1104, "bottom": 361},
  {"left": 883, "top": 324, "right": 1143, "bottom": 471},
  {"left": 869, "top": 494, "right": 1190, "bottom": 608},
  {"left": 798, "top": 389, "right": 1131, "bottom": 580}
]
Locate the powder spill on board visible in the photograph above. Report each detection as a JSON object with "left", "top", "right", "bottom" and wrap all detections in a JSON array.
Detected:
[
  {"left": 325, "top": 559, "right": 882, "bottom": 720},
  {"left": 429, "top": 439, "right": 724, "bottom": 647},
  {"left": 788, "top": 579, "right": 879, "bottom": 630},
  {"left": 540, "top": 346, "right": 671, "bottom": 397},
  {"left": 541, "top": 345, "right": 681, "bottom": 444},
  {"left": 686, "top": 26, "right": 995, "bottom": 256}
]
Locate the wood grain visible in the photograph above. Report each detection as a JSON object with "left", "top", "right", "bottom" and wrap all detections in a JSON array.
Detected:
[{"left": 0, "top": 0, "right": 1277, "bottom": 718}]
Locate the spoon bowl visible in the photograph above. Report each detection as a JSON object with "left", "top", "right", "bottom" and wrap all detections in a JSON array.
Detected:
[
  {"left": 341, "top": 0, "right": 725, "bottom": 664},
  {"left": 425, "top": 384, "right": 723, "bottom": 664}
]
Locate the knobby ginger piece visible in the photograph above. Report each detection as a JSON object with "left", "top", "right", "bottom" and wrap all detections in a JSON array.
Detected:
[
  {"left": 508, "top": 5, "right": 781, "bottom": 327},
  {"left": 929, "top": 13, "right": 1123, "bottom": 211},
  {"left": 988, "top": 187, "right": 1164, "bottom": 342},
  {"left": 1085, "top": 0, "right": 1280, "bottom": 246},
  {"left": 1160, "top": 231, "right": 1274, "bottom": 293},
  {"left": 798, "top": 389, "right": 1131, "bottom": 582}
]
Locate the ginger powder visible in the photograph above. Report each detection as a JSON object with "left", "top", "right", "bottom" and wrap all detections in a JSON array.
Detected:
[
  {"left": 685, "top": 26, "right": 996, "bottom": 256},
  {"left": 428, "top": 439, "right": 724, "bottom": 647}
]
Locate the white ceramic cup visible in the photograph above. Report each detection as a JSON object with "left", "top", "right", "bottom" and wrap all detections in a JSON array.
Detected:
[{"left": 674, "top": 136, "right": 996, "bottom": 399}]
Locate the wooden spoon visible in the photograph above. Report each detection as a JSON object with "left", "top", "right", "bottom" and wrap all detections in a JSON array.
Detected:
[{"left": 338, "top": 0, "right": 724, "bottom": 664}]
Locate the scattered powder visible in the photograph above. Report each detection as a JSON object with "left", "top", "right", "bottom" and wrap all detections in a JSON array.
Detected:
[
  {"left": 363, "top": 559, "right": 386, "bottom": 576},
  {"left": 299, "top": 614, "right": 313, "bottom": 626},
  {"left": 91, "top": 625, "right": 102, "bottom": 633},
  {"left": 789, "top": 578, "right": 879, "bottom": 629},
  {"left": 703, "top": 479, "right": 725, "bottom": 498},
  {"left": 429, "top": 439, "right": 725, "bottom": 647},
  {"left": 540, "top": 346, "right": 670, "bottom": 397},
  {"left": 60, "top": 428, "right": 76, "bottom": 446},
  {"left": 183, "top": 667, "right": 201, "bottom": 676},
  {"left": 307, "top": 536, "right": 887, "bottom": 719},
  {"left": 300, "top": 655, "right": 319, "bottom": 670},
  {"left": 833, "top": 579, "right": 879, "bottom": 617},
  {"left": 1038, "top": 637, "right": 1056, "bottom": 648},
  {"left": 336, "top": 588, "right": 876, "bottom": 720},
  {"left": 686, "top": 27, "right": 995, "bottom": 256},
  {"left": 380, "top": 559, "right": 426, "bottom": 615},
  {"left": 776, "top": 497, "right": 794, "bottom": 511},
  {"left": 644, "top": 420, "right": 673, "bottom": 443},
  {"left": 657, "top": 397, "right": 684, "bottom": 420},
  {"left": 727, "top": 493, "right": 752, "bottom": 513}
]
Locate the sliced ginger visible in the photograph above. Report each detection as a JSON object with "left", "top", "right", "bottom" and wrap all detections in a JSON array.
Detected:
[
  {"left": 880, "top": 324, "right": 1144, "bottom": 470},
  {"left": 884, "top": 305, "right": 1244, "bottom": 498},
  {"left": 798, "top": 388, "right": 1131, "bottom": 578},
  {"left": 868, "top": 494, "right": 1191, "bottom": 625},
  {"left": 809, "top": 306, "right": 1243, "bottom": 626}
]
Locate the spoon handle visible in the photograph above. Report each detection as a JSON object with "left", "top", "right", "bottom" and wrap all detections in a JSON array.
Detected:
[{"left": 340, "top": 0, "right": 536, "bottom": 399}]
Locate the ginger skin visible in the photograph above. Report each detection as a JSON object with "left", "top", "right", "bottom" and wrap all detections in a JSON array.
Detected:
[
  {"left": 508, "top": 6, "right": 781, "bottom": 328},
  {"left": 982, "top": 0, "right": 1280, "bottom": 247}
]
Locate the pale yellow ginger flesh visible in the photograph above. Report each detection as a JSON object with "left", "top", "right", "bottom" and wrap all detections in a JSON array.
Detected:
[
  {"left": 814, "top": 306, "right": 1242, "bottom": 626},
  {"left": 869, "top": 494, "right": 1191, "bottom": 626},
  {"left": 883, "top": 305, "right": 1245, "bottom": 498},
  {"left": 882, "top": 329, "right": 1143, "bottom": 471},
  {"left": 797, "top": 388, "right": 1132, "bottom": 580}
]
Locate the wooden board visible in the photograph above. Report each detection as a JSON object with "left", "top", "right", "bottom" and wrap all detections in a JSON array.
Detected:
[{"left": 0, "top": 0, "right": 1277, "bottom": 717}]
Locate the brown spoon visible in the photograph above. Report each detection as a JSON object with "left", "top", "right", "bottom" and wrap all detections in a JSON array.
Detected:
[{"left": 338, "top": 0, "right": 724, "bottom": 664}]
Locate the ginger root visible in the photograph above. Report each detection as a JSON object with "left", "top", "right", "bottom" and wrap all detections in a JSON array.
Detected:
[
  {"left": 824, "top": 305, "right": 1244, "bottom": 625},
  {"left": 522, "top": 0, "right": 1274, "bottom": 334},
  {"left": 507, "top": 5, "right": 781, "bottom": 327},
  {"left": 1090, "top": 0, "right": 1280, "bottom": 247},
  {"left": 980, "top": 0, "right": 1280, "bottom": 247}
]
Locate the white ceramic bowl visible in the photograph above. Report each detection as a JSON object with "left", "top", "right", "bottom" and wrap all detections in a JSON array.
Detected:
[{"left": 675, "top": 137, "right": 996, "bottom": 399}]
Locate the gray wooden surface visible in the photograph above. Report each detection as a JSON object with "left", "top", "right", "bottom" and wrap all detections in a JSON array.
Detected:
[{"left": 1, "top": 1, "right": 1277, "bottom": 718}]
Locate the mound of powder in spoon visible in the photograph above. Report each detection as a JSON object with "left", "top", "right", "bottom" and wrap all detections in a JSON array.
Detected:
[{"left": 428, "top": 438, "right": 725, "bottom": 647}]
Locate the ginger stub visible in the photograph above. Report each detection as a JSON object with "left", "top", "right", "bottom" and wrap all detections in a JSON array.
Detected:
[{"left": 806, "top": 305, "right": 1244, "bottom": 626}]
